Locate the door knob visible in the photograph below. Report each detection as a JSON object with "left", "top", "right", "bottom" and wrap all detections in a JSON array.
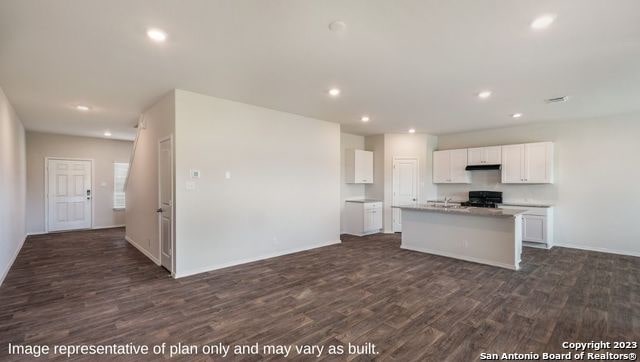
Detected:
[{"left": 156, "top": 208, "right": 163, "bottom": 213}]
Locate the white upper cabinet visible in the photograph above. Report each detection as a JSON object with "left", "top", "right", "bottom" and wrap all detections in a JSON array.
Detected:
[
  {"left": 433, "top": 149, "right": 471, "bottom": 183},
  {"left": 345, "top": 149, "right": 373, "bottom": 184},
  {"left": 501, "top": 142, "right": 554, "bottom": 184},
  {"left": 467, "top": 146, "right": 502, "bottom": 165}
]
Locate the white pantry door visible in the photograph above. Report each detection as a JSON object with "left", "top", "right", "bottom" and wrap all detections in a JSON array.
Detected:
[
  {"left": 47, "top": 159, "right": 92, "bottom": 232},
  {"left": 158, "top": 138, "right": 174, "bottom": 273},
  {"left": 392, "top": 159, "right": 418, "bottom": 232}
]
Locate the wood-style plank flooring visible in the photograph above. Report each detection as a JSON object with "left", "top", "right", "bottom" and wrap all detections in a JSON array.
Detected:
[{"left": 1, "top": 228, "right": 638, "bottom": 361}]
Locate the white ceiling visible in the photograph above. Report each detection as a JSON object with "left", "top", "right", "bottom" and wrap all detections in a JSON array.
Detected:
[{"left": 1, "top": 0, "right": 639, "bottom": 140}]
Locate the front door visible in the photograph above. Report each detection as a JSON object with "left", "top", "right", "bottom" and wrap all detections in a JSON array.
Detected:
[
  {"left": 47, "top": 159, "right": 92, "bottom": 232},
  {"left": 158, "top": 138, "right": 173, "bottom": 272},
  {"left": 392, "top": 158, "right": 418, "bottom": 232}
]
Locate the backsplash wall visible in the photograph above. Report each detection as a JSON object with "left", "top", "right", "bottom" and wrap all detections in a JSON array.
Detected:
[{"left": 437, "top": 170, "right": 558, "bottom": 203}]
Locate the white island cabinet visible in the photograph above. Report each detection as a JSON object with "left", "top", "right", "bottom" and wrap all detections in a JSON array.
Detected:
[{"left": 398, "top": 205, "right": 525, "bottom": 270}]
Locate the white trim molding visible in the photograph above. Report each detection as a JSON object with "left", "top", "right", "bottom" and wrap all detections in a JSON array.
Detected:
[
  {"left": 554, "top": 242, "right": 640, "bottom": 258},
  {"left": 0, "top": 234, "right": 27, "bottom": 286},
  {"left": 125, "top": 235, "right": 161, "bottom": 265},
  {"left": 175, "top": 239, "right": 342, "bottom": 279},
  {"left": 92, "top": 224, "right": 125, "bottom": 230}
]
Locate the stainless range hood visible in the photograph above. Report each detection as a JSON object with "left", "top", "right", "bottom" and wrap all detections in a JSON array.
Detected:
[{"left": 465, "top": 164, "right": 501, "bottom": 171}]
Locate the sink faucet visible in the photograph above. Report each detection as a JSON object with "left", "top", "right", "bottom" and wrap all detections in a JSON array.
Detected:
[{"left": 444, "top": 196, "right": 452, "bottom": 207}]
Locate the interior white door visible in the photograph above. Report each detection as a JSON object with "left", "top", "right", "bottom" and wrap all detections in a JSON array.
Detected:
[
  {"left": 393, "top": 159, "right": 418, "bottom": 232},
  {"left": 158, "top": 138, "right": 174, "bottom": 272},
  {"left": 47, "top": 159, "right": 92, "bottom": 232}
]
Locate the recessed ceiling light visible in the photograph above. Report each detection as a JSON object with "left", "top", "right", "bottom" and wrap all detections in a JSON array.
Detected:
[
  {"left": 104, "top": 131, "right": 112, "bottom": 137},
  {"left": 408, "top": 128, "right": 416, "bottom": 134},
  {"left": 477, "top": 91, "right": 492, "bottom": 99},
  {"left": 76, "top": 105, "right": 90, "bottom": 111},
  {"left": 147, "top": 28, "right": 167, "bottom": 42},
  {"left": 531, "top": 15, "right": 556, "bottom": 30},
  {"left": 361, "top": 115, "right": 370, "bottom": 122},
  {"left": 328, "top": 88, "right": 341, "bottom": 97},
  {"left": 512, "top": 113, "right": 523, "bottom": 119},
  {"left": 328, "top": 21, "right": 347, "bottom": 33}
]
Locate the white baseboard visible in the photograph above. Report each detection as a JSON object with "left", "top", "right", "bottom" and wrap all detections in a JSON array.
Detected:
[
  {"left": 27, "top": 225, "right": 125, "bottom": 236},
  {"left": 26, "top": 231, "right": 47, "bottom": 236},
  {"left": 125, "top": 235, "right": 160, "bottom": 265},
  {"left": 554, "top": 242, "right": 640, "bottom": 258},
  {"left": 93, "top": 224, "right": 125, "bottom": 230},
  {"left": 0, "top": 234, "right": 27, "bottom": 287},
  {"left": 401, "top": 244, "right": 519, "bottom": 271},
  {"left": 175, "top": 239, "right": 342, "bottom": 279},
  {"left": 523, "top": 241, "right": 551, "bottom": 250}
]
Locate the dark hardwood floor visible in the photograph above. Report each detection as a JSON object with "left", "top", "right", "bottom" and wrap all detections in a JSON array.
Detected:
[{"left": 1, "top": 228, "right": 638, "bottom": 361}]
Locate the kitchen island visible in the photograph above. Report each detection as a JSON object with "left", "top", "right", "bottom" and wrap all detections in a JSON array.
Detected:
[{"left": 396, "top": 205, "right": 526, "bottom": 270}]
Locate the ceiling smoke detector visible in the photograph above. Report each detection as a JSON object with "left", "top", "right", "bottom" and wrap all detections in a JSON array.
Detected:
[
  {"left": 545, "top": 96, "right": 568, "bottom": 104},
  {"left": 328, "top": 21, "right": 347, "bottom": 33}
]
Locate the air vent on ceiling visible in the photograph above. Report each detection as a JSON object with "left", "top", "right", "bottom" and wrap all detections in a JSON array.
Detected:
[{"left": 545, "top": 96, "right": 568, "bottom": 103}]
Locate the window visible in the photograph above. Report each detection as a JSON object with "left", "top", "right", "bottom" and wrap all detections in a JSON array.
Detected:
[{"left": 113, "top": 162, "right": 129, "bottom": 209}]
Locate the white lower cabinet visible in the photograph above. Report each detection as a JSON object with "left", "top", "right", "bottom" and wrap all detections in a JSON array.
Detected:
[
  {"left": 499, "top": 205, "right": 554, "bottom": 248},
  {"left": 522, "top": 215, "right": 546, "bottom": 243},
  {"left": 344, "top": 201, "right": 383, "bottom": 236}
]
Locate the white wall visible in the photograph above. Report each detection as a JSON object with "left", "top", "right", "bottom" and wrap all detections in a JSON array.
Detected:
[
  {"left": 174, "top": 90, "right": 340, "bottom": 277},
  {"left": 0, "top": 86, "right": 26, "bottom": 285},
  {"left": 125, "top": 91, "right": 175, "bottom": 263},
  {"left": 340, "top": 132, "right": 365, "bottom": 233},
  {"left": 25, "top": 132, "right": 132, "bottom": 233},
  {"left": 364, "top": 135, "right": 385, "bottom": 202},
  {"left": 365, "top": 133, "right": 437, "bottom": 233},
  {"left": 437, "top": 115, "right": 640, "bottom": 256}
]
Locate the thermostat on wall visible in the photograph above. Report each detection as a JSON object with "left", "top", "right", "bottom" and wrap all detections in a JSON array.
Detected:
[{"left": 190, "top": 169, "right": 201, "bottom": 178}]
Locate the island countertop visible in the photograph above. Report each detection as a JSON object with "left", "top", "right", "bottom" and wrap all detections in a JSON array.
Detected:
[{"left": 394, "top": 204, "right": 527, "bottom": 218}]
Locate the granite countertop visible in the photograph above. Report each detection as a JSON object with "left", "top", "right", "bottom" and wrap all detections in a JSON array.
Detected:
[
  {"left": 395, "top": 204, "right": 527, "bottom": 218},
  {"left": 428, "top": 199, "right": 553, "bottom": 208},
  {"left": 345, "top": 199, "right": 382, "bottom": 203},
  {"left": 498, "top": 202, "right": 554, "bottom": 208},
  {"left": 427, "top": 199, "right": 463, "bottom": 204}
]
